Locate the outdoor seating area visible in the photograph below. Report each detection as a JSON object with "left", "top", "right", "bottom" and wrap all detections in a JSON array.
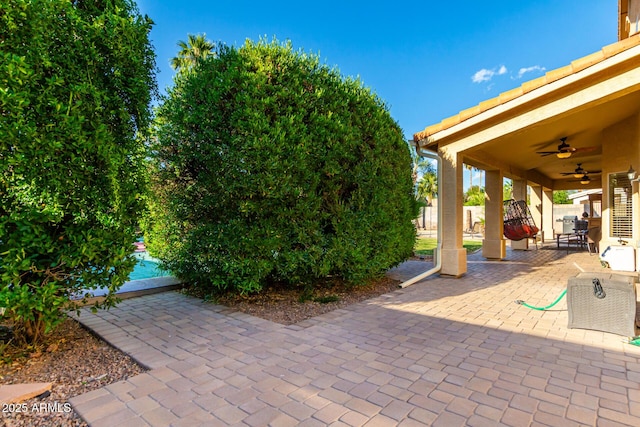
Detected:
[
  {"left": 553, "top": 228, "right": 602, "bottom": 256},
  {"left": 552, "top": 216, "right": 603, "bottom": 254},
  {"left": 69, "top": 247, "right": 640, "bottom": 426},
  {"left": 555, "top": 231, "right": 588, "bottom": 251}
]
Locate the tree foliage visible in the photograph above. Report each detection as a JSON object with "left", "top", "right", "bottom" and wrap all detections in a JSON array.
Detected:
[
  {"left": 416, "top": 171, "right": 437, "bottom": 204},
  {"left": 0, "top": 0, "right": 156, "bottom": 344},
  {"left": 146, "top": 39, "right": 418, "bottom": 294},
  {"left": 170, "top": 33, "right": 216, "bottom": 72},
  {"left": 503, "top": 179, "right": 513, "bottom": 201},
  {"left": 410, "top": 150, "right": 433, "bottom": 184},
  {"left": 464, "top": 185, "right": 486, "bottom": 206},
  {"left": 553, "top": 190, "right": 572, "bottom": 204}
]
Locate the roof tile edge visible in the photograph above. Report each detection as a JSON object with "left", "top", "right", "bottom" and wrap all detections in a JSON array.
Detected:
[{"left": 413, "top": 35, "right": 640, "bottom": 143}]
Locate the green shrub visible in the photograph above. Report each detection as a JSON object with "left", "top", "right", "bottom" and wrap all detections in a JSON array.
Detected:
[
  {"left": 0, "top": 0, "right": 156, "bottom": 344},
  {"left": 147, "top": 39, "right": 418, "bottom": 294}
]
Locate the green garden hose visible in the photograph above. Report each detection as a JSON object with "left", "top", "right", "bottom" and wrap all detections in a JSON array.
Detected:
[
  {"left": 515, "top": 289, "right": 567, "bottom": 311},
  {"left": 516, "top": 291, "right": 640, "bottom": 345}
]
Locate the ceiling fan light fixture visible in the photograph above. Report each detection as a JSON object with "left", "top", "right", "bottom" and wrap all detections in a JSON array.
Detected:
[
  {"left": 557, "top": 151, "right": 572, "bottom": 159},
  {"left": 580, "top": 174, "right": 590, "bottom": 185}
]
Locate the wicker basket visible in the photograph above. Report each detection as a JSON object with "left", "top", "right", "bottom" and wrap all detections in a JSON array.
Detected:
[{"left": 567, "top": 272, "right": 638, "bottom": 337}]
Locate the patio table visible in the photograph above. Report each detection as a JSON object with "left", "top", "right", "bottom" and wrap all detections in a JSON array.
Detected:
[{"left": 556, "top": 231, "right": 587, "bottom": 251}]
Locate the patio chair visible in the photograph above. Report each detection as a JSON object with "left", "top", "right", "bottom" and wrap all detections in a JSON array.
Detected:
[
  {"left": 503, "top": 199, "right": 539, "bottom": 241},
  {"left": 464, "top": 221, "right": 484, "bottom": 238},
  {"left": 586, "top": 226, "right": 601, "bottom": 255},
  {"left": 529, "top": 233, "right": 541, "bottom": 250}
]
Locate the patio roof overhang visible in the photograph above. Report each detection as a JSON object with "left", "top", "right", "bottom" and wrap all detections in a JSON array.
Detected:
[{"left": 413, "top": 35, "right": 640, "bottom": 192}]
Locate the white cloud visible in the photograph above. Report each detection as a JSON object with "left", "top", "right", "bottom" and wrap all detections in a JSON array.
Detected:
[
  {"left": 517, "top": 65, "right": 546, "bottom": 79},
  {"left": 471, "top": 65, "right": 508, "bottom": 83},
  {"left": 472, "top": 69, "right": 493, "bottom": 83}
]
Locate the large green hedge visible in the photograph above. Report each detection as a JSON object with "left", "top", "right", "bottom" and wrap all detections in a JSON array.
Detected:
[
  {"left": 146, "top": 39, "right": 418, "bottom": 294},
  {"left": 0, "top": 0, "right": 156, "bottom": 343}
]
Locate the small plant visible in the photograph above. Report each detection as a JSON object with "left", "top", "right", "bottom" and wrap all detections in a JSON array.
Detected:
[
  {"left": 203, "top": 294, "right": 220, "bottom": 304},
  {"left": 0, "top": 341, "right": 13, "bottom": 364},
  {"left": 298, "top": 286, "right": 315, "bottom": 304},
  {"left": 313, "top": 295, "right": 340, "bottom": 304},
  {"left": 297, "top": 286, "right": 339, "bottom": 304}
]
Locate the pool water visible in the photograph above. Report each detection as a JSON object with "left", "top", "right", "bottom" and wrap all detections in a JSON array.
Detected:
[{"left": 129, "top": 252, "right": 170, "bottom": 281}]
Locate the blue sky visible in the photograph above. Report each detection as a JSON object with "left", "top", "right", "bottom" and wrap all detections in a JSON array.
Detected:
[{"left": 136, "top": 0, "right": 617, "bottom": 143}]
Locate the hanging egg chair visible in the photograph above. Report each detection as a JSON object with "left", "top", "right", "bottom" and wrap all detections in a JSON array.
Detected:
[{"left": 503, "top": 199, "right": 539, "bottom": 241}]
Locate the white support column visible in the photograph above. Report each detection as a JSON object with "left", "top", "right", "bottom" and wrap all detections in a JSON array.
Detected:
[
  {"left": 438, "top": 147, "right": 467, "bottom": 277},
  {"left": 482, "top": 169, "right": 506, "bottom": 259},
  {"left": 511, "top": 179, "right": 529, "bottom": 250}
]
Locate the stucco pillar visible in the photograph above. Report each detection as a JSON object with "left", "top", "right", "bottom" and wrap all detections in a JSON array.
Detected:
[
  {"left": 438, "top": 147, "right": 467, "bottom": 277},
  {"left": 510, "top": 179, "right": 529, "bottom": 250},
  {"left": 542, "top": 189, "right": 554, "bottom": 242},
  {"left": 482, "top": 169, "right": 506, "bottom": 259},
  {"left": 529, "top": 185, "right": 543, "bottom": 242}
]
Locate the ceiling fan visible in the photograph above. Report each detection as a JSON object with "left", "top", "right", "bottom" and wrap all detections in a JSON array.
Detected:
[
  {"left": 536, "top": 137, "right": 597, "bottom": 158},
  {"left": 576, "top": 174, "right": 592, "bottom": 185},
  {"left": 560, "top": 163, "right": 601, "bottom": 178},
  {"left": 566, "top": 170, "right": 600, "bottom": 185}
]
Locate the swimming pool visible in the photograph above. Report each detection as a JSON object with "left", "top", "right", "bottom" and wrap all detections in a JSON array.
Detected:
[{"left": 129, "top": 252, "right": 170, "bottom": 281}]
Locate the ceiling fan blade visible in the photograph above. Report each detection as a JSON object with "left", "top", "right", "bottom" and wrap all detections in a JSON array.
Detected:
[
  {"left": 560, "top": 170, "right": 601, "bottom": 176},
  {"left": 574, "top": 146, "right": 597, "bottom": 153},
  {"left": 536, "top": 151, "right": 558, "bottom": 156},
  {"left": 559, "top": 163, "right": 587, "bottom": 176}
]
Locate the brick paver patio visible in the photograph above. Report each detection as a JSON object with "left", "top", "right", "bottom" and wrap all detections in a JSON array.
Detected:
[{"left": 70, "top": 246, "right": 640, "bottom": 426}]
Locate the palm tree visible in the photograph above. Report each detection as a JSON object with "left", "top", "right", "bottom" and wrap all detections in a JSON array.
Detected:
[
  {"left": 464, "top": 163, "right": 473, "bottom": 190},
  {"left": 417, "top": 172, "right": 437, "bottom": 203},
  {"left": 170, "top": 33, "right": 215, "bottom": 72},
  {"left": 503, "top": 179, "right": 513, "bottom": 201},
  {"left": 411, "top": 151, "right": 434, "bottom": 185},
  {"left": 409, "top": 145, "right": 436, "bottom": 229},
  {"left": 464, "top": 185, "right": 486, "bottom": 206},
  {"left": 417, "top": 172, "right": 437, "bottom": 229}
]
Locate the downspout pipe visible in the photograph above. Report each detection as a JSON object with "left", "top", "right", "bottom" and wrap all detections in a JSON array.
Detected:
[{"left": 399, "top": 145, "right": 442, "bottom": 288}]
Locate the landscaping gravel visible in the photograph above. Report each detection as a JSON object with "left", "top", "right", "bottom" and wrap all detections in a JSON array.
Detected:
[{"left": 1, "top": 318, "right": 146, "bottom": 427}]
